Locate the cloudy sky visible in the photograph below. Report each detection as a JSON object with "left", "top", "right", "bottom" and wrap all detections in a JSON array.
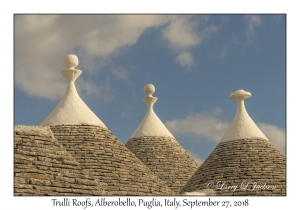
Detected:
[{"left": 14, "top": 14, "right": 286, "bottom": 164}]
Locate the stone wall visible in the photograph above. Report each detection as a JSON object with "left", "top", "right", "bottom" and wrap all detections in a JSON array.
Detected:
[
  {"left": 14, "top": 125, "right": 108, "bottom": 196},
  {"left": 126, "top": 136, "right": 199, "bottom": 193},
  {"left": 180, "top": 138, "right": 286, "bottom": 196},
  {"left": 50, "top": 125, "right": 175, "bottom": 196}
]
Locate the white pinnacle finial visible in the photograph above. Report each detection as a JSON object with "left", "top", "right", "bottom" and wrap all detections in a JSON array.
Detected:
[
  {"left": 144, "top": 84, "right": 155, "bottom": 97},
  {"left": 129, "top": 84, "right": 174, "bottom": 138},
  {"left": 64, "top": 54, "right": 79, "bottom": 69},
  {"left": 61, "top": 54, "right": 81, "bottom": 82},
  {"left": 230, "top": 89, "right": 251, "bottom": 100},
  {"left": 40, "top": 54, "right": 106, "bottom": 127},
  {"left": 220, "top": 89, "right": 268, "bottom": 142}
]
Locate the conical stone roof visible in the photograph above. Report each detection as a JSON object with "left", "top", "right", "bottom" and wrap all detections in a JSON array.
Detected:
[
  {"left": 14, "top": 125, "right": 109, "bottom": 196},
  {"left": 39, "top": 55, "right": 174, "bottom": 195},
  {"left": 180, "top": 90, "right": 286, "bottom": 196},
  {"left": 126, "top": 84, "right": 199, "bottom": 193},
  {"left": 50, "top": 124, "right": 175, "bottom": 195}
]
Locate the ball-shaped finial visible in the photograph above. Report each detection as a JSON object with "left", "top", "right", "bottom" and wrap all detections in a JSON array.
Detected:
[
  {"left": 64, "top": 54, "right": 79, "bottom": 69},
  {"left": 144, "top": 84, "right": 155, "bottom": 96}
]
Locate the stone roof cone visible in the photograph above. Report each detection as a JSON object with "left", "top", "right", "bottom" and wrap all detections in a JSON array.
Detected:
[
  {"left": 180, "top": 89, "right": 286, "bottom": 196},
  {"left": 40, "top": 54, "right": 106, "bottom": 127},
  {"left": 14, "top": 125, "right": 109, "bottom": 196},
  {"left": 41, "top": 55, "right": 174, "bottom": 195},
  {"left": 51, "top": 124, "right": 175, "bottom": 195},
  {"left": 126, "top": 84, "right": 199, "bottom": 193}
]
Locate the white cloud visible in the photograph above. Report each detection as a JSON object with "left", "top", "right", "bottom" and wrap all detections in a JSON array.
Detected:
[
  {"left": 110, "top": 66, "right": 130, "bottom": 81},
  {"left": 76, "top": 78, "right": 114, "bottom": 102},
  {"left": 15, "top": 65, "right": 66, "bottom": 100},
  {"left": 175, "top": 52, "right": 193, "bottom": 69},
  {"left": 15, "top": 15, "right": 221, "bottom": 99},
  {"left": 257, "top": 123, "right": 286, "bottom": 155},
  {"left": 221, "top": 15, "right": 230, "bottom": 24},
  {"left": 203, "top": 25, "right": 219, "bottom": 35},
  {"left": 245, "top": 15, "right": 262, "bottom": 41},
  {"left": 220, "top": 48, "right": 228, "bottom": 58},
  {"left": 15, "top": 15, "right": 222, "bottom": 100},
  {"left": 165, "top": 108, "right": 286, "bottom": 155},
  {"left": 162, "top": 16, "right": 218, "bottom": 69},
  {"left": 220, "top": 42, "right": 230, "bottom": 59},
  {"left": 15, "top": 15, "right": 174, "bottom": 100},
  {"left": 166, "top": 108, "right": 229, "bottom": 142},
  {"left": 162, "top": 16, "right": 201, "bottom": 51},
  {"left": 187, "top": 150, "right": 205, "bottom": 165}
]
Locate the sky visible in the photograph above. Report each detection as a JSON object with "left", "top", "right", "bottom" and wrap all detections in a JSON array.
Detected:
[{"left": 14, "top": 14, "right": 286, "bottom": 164}]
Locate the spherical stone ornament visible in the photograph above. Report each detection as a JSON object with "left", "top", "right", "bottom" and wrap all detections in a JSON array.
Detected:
[
  {"left": 64, "top": 54, "right": 79, "bottom": 69},
  {"left": 144, "top": 84, "right": 155, "bottom": 96}
]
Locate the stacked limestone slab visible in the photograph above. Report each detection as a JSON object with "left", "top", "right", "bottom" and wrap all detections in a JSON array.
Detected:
[
  {"left": 126, "top": 136, "right": 199, "bottom": 193},
  {"left": 180, "top": 90, "right": 286, "bottom": 196},
  {"left": 180, "top": 137, "right": 286, "bottom": 195},
  {"left": 126, "top": 84, "right": 199, "bottom": 193},
  {"left": 50, "top": 124, "right": 175, "bottom": 195},
  {"left": 14, "top": 125, "right": 109, "bottom": 196}
]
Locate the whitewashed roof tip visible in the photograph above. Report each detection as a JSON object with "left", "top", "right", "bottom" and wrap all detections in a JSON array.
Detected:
[
  {"left": 130, "top": 84, "right": 174, "bottom": 139},
  {"left": 220, "top": 89, "right": 268, "bottom": 142},
  {"left": 40, "top": 54, "right": 106, "bottom": 127}
]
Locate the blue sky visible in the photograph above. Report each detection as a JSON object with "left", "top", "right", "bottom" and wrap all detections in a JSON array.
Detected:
[{"left": 14, "top": 14, "right": 286, "bottom": 163}]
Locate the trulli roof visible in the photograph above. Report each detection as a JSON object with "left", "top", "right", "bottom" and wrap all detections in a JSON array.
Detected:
[
  {"left": 180, "top": 90, "right": 286, "bottom": 196},
  {"left": 126, "top": 84, "right": 199, "bottom": 193}
]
